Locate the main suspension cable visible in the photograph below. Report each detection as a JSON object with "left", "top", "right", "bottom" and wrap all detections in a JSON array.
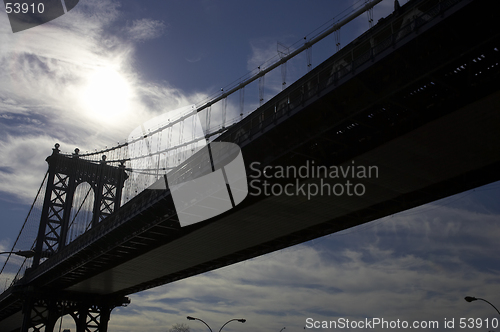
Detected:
[{"left": 0, "top": 170, "right": 48, "bottom": 277}]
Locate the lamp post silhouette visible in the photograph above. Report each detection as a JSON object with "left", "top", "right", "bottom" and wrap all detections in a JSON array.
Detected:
[
  {"left": 187, "top": 316, "right": 246, "bottom": 332},
  {"left": 0, "top": 250, "right": 36, "bottom": 258},
  {"left": 187, "top": 316, "right": 212, "bottom": 332},
  {"left": 219, "top": 318, "right": 246, "bottom": 332},
  {"left": 280, "top": 327, "right": 286, "bottom": 332},
  {"left": 464, "top": 296, "right": 500, "bottom": 316}
]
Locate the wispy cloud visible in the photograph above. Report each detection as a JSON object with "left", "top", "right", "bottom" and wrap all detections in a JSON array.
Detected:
[{"left": 126, "top": 19, "right": 167, "bottom": 42}]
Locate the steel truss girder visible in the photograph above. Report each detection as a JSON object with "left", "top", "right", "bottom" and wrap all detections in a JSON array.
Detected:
[
  {"left": 20, "top": 293, "right": 129, "bottom": 332},
  {"left": 33, "top": 145, "right": 128, "bottom": 269}
]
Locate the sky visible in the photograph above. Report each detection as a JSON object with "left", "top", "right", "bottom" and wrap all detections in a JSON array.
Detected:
[{"left": 1, "top": 0, "right": 500, "bottom": 331}]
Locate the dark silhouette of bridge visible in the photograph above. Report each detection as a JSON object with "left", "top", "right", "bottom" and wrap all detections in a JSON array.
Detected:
[{"left": 1, "top": 0, "right": 499, "bottom": 330}]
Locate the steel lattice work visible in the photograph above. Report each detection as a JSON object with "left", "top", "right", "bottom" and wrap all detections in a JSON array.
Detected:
[{"left": 32, "top": 144, "right": 128, "bottom": 269}]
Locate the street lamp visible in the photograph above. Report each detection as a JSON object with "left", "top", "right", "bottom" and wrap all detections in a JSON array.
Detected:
[
  {"left": 464, "top": 296, "right": 500, "bottom": 316},
  {"left": 187, "top": 316, "right": 246, "bottom": 332},
  {"left": 0, "top": 250, "right": 36, "bottom": 258},
  {"left": 280, "top": 328, "right": 286, "bottom": 332},
  {"left": 218, "top": 318, "right": 246, "bottom": 332},
  {"left": 187, "top": 316, "right": 213, "bottom": 332}
]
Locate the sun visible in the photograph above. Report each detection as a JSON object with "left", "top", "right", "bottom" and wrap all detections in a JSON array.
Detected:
[{"left": 80, "top": 67, "right": 132, "bottom": 122}]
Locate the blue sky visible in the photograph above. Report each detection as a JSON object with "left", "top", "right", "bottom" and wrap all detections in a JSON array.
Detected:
[{"left": 1, "top": 0, "right": 500, "bottom": 331}]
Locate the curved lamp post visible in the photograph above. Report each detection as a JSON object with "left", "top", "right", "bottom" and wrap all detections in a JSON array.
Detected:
[
  {"left": 0, "top": 250, "right": 35, "bottom": 258},
  {"left": 218, "top": 318, "right": 246, "bottom": 332},
  {"left": 464, "top": 296, "right": 500, "bottom": 316},
  {"left": 187, "top": 316, "right": 246, "bottom": 332},
  {"left": 187, "top": 316, "right": 213, "bottom": 332},
  {"left": 280, "top": 328, "right": 286, "bottom": 332}
]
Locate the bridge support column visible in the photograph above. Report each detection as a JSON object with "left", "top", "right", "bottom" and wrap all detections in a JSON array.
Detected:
[
  {"left": 32, "top": 144, "right": 128, "bottom": 268},
  {"left": 74, "top": 302, "right": 113, "bottom": 332},
  {"left": 20, "top": 294, "right": 129, "bottom": 332},
  {"left": 21, "top": 297, "right": 62, "bottom": 332}
]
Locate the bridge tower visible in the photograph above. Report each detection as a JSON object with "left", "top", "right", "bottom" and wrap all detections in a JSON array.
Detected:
[{"left": 21, "top": 143, "right": 129, "bottom": 332}]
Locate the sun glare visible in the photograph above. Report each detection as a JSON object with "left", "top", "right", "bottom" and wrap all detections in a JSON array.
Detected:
[{"left": 81, "top": 67, "right": 132, "bottom": 122}]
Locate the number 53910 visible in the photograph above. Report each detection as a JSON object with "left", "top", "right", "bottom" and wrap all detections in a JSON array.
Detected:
[{"left": 5, "top": 2, "right": 45, "bottom": 14}]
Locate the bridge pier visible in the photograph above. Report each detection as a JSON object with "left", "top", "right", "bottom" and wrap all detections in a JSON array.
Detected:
[
  {"left": 16, "top": 144, "right": 130, "bottom": 332},
  {"left": 20, "top": 293, "right": 129, "bottom": 332},
  {"left": 32, "top": 144, "right": 128, "bottom": 269}
]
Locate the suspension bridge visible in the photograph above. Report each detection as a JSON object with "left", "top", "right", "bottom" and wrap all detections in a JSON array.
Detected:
[{"left": 1, "top": 0, "right": 500, "bottom": 330}]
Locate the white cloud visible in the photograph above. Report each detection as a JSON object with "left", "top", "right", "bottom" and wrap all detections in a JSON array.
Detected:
[
  {"left": 126, "top": 19, "right": 167, "bottom": 42},
  {"left": 0, "top": 135, "right": 59, "bottom": 201}
]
